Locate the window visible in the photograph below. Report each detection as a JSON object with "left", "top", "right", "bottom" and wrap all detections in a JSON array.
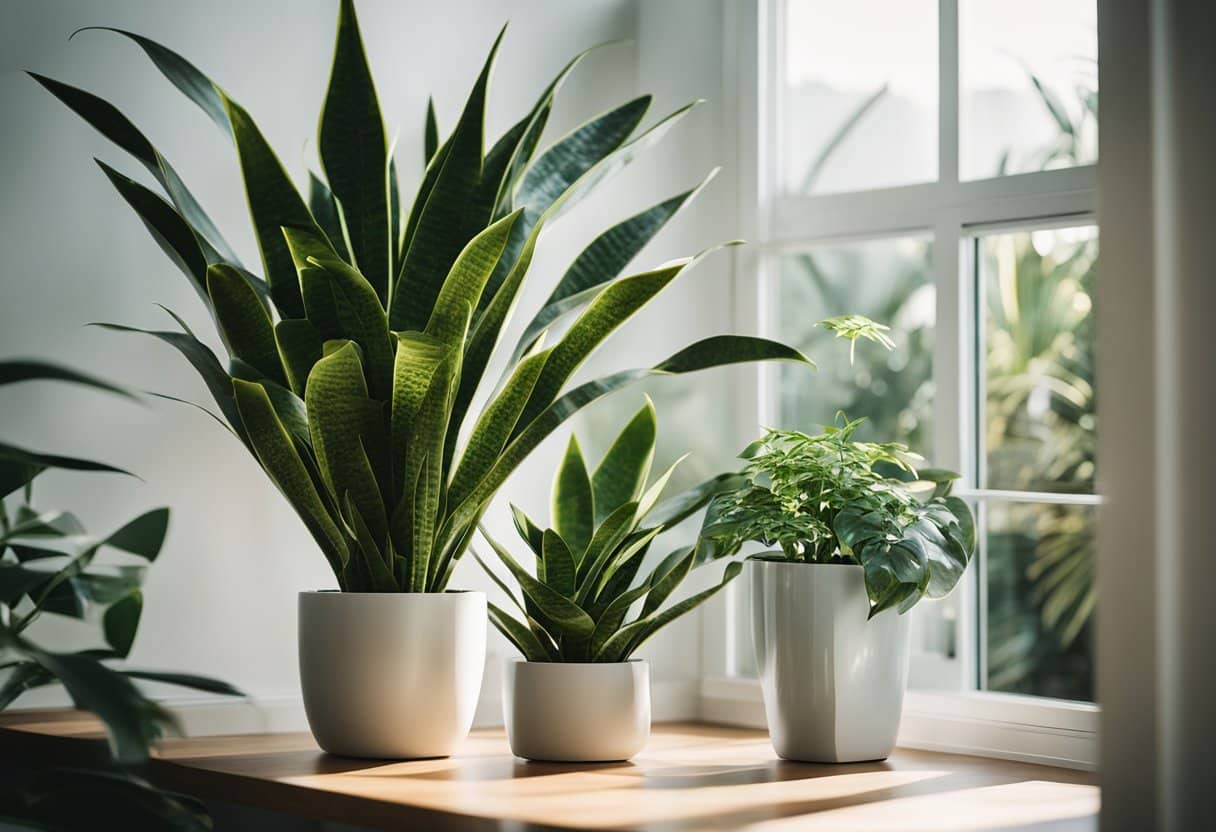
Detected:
[{"left": 712, "top": 0, "right": 1099, "bottom": 763}]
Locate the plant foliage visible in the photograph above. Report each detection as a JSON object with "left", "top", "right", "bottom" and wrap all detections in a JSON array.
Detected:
[
  {"left": 702, "top": 415, "right": 977, "bottom": 617},
  {"left": 0, "top": 360, "right": 240, "bottom": 830},
  {"left": 34, "top": 0, "right": 811, "bottom": 592},
  {"left": 476, "top": 400, "right": 742, "bottom": 661}
]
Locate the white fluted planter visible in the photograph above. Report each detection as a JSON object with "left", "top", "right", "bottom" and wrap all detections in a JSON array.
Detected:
[
  {"left": 749, "top": 559, "right": 910, "bottom": 762},
  {"left": 298, "top": 590, "right": 486, "bottom": 759},
  {"left": 503, "top": 658, "right": 650, "bottom": 762}
]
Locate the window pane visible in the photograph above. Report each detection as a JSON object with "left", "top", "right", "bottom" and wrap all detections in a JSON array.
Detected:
[
  {"left": 775, "top": 237, "right": 935, "bottom": 455},
  {"left": 984, "top": 500, "right": 1095, "bottom": 701},
  {"left": 780, "top": 0, "right": 937, "bottom": 195},
  {"left": 961, "top": 0, "right": 1098, "bottom": 180},
  {"left": 981, "top": 226, "right": 1097, "bottom": 493}
]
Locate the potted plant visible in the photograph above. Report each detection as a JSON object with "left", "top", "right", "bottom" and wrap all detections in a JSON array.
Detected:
[
  {"left": 476, "top": 401, "right": 742, "bottom": 762},
  {"left": 702, "top": 415, "right": 977, "bottom": 762},
  {"left": 34, "top": 1, "right": 810, "bottom": 757}
]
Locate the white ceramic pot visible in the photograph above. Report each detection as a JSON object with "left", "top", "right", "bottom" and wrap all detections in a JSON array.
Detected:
[
  {"left": 298, "top": 590, "right": 486, "bottom": 759},
  {"left": 503, "top": 658, "right": 650, "bottom": 761},
  {"left": 749, "top": 559, "right": 910, "bottom": 762}
]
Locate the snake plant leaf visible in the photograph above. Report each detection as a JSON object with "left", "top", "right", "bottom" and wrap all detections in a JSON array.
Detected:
[
  {"left": 552, "top": 436, "right": 594, "bottom": 557},
  {"left": 0, "top": 360, "right": 132, "bottom": 398},
  {"left": 391, "top": 27, "right": 504, "bottom": 332},
  {"left": 515, "top": 243, "right": 741, "bottom": 433},
  {"left": 307, "top": 255, "right": 394, "bottom": 399},
  {"left": 589, "top": 584, "right": 651, "bottom": 657},
  {"left": 446, "top": 343, "right": 551, "bottom": 510},
  {"left": 539, "top": 529, "right": 575, "bottom": 599},
  {"left": 15, "top": 640, "right": 177, "bottom": 764},
  {"left": 575, "top": 501, "right": 638, "bottom": 600},
  {"left": 304, "top": 342, "right": 387, "bottom": 545},
  {"left": 438, "top": 335, "right": 811, "bottom": 559},
  {"left": 388, "top": 332, "right": 447, "bottom": 489},
  {"left": 75, "top": 27, "right": 231, "bottom": 137},
  {"left": 319, "top": 0, "right": 390, "bottom": 302},
  {"left": 509, "top": 504, "right": 545, "bottom": 558},
  {"left": 640, "top": 545, "right": 695, "bottom": 619},
  {"left": 480, "top": 526, "right": 594, "bottom": 638},
  {"left": 95, "top": 160, "right": 208, "bottom": 305},
  {"left": 342, "top": 493, "right": 396, "bottom": 592},
  {"left": 223, "top": 91, "right": 332, "bottom": 319},
  {"left": 472, "top": 548, "right": 525, "bottom": 613},
  {"left": 29, "top": 72, "right": 240, "bottom": 266},
  {"left": 424, "top": 97, "right": 439, "bottom": 167},
  {"left": 487, "top": 601, "right": 553, "bottom": 662},
  {"left": 307, "top": 173, "right": 351, "bottom": 262},
  {"left": 389, "top": 150, "right": 402, "bottom": 271},
  {"left": 233, "top": 379, "right": 349, "bottom": 577},
  {"left": 591, "top": 526, "right": 662, "bottom": 602},
  {"left": 207, "top": 264, "right": 284, "bottom": 384},
  {"left": 636, "top": 454, "right": 686, "bottom": 521},
  {"left": 596, "top": 560, "right": 742, "bottom": 662},
  {"left": 590, "top": 399, "right": 655, "bottom": 523},
  {"left": 102, "top": 590, "right": 143, "bottom": 658},
  {"left": 274, "top": 318, "right": 324, "bottom": 396},
  {"left": 0, "top": 442, "right": 132, "bottom": 500},
  {"left": 92, "top": 322, "right": 247, "bottom": 446},
  {"left": 425, "top": 210, "right": 521, "bottom": 344},
  {"left": 646, "top": 473, "right": 746, "bottom": 530},
  {"left": 514, "top": 171, "right": 718, "bottom": 362}
]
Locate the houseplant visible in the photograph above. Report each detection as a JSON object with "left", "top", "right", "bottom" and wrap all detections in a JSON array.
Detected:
[
  {"left": 33, "top": 0, "right": 810, "bottom": 756},
  {"left": 476, "top": 400, "right": 742, "bottom": 761},
  {"left": 1, "top": 359, "right": 240, "bottom": 830},
  {"left": 703, "top": 415, "right": 976, "bottom": 762}
]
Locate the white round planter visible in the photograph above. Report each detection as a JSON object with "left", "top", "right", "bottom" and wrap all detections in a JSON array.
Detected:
[
  {"left": 503, "top": 659, "right": 650, "bottom": 762},
  {"left": 749, "top": 559, "right": 910, "bottom": 763},
  {"left": 298, "top": 590, "right": 486, "bottom": 759}
]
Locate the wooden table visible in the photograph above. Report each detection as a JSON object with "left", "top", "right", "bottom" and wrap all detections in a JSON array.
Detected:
[{"left": 0, "top": 711, "right": 1097, "bottom": 831}]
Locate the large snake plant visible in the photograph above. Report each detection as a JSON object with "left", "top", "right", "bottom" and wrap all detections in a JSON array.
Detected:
[
  {"left": 32, "top": 1, "right": 809, "bottom": 592},
  {"left": 476, "top": 400, "right": 743, "bottom": 662}
]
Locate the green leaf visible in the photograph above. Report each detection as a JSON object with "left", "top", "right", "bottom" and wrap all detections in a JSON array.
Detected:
[
  {"left": 0, "top": 662, "right": 53, "bottom": 710},
  {"left": 645, "top": 473, "right": 746, "bottom": 529},
  {"left": 0, "top": 441, "right": 132, "bottom": 500},
  {"left": 541, "top": 529, "right": 576, "bottom": 598},
  {"left": 342, "top": 493, "right": 397, "bottom": 592},
  {"left": 424, "top": 97, "right": 439, "bottom": 167},
  {"left": 575, "top": 501, "right": 638, "bottom": 602},
  {"left": 104, "top": 508, "right": 170, "bottom": 561},
  {"left": 591, "top": 399, "right": 656, "bottom": 523},
  {"left": 389, "top": 333, "right": 447, "bottom": 492},
  {"left": 233, "top": 379, "right": 348, "bottom": 577},
  {"left": 487, "top": 601, "right": 553, "bottom": 662},
  {"left": 207, "top": 263, "right": 284, "bottom": 384},
  {"left": 304, "top": 342, "right": 387, "bottom": 546},
  {"left": 0, "top": 359, "right": 132, "bottom": 398},
  {"left": 596, "top": 561, "right": 742, "bottom": 661},
  {"left": 319, "top": 0, "right": 390, "bottom": 301},
  {"left": 274, "top": 318, "right": 324, "bottom": 396},
  {"left": 510, "top": 504, "right": 545, "bottom": 558},
  {"left": 589, "top": 584, "right": 650, "bottom": 657},
  {"left": 103, "top": 590, "right": 143, "bottom": 658},
  {"left": 480, "top": 526, "right": 594, "bottom": 639},
  {"left": 120, "top": 670, "right": 243, "bottom": 697},
  {"left": 307, "top": 255, "right": 394, "bottom": 399},
  {"left": 552, "top": 436, "right": 594, "bottom": 557},
  {"left": 640, "top": 546, "right": 694, "bottom": 619},
  {"left": 425, "top": 210, "right": 521, "bottom": 345},
  {"left": 514, "top": 170, "right": 719, "bottom": 360},
  {"left": 307, "top": 172, "right": 351, "bottom": 262},
  {"left": 390, "top": 28, "right": 504, "bottom": 331},
  {"left": 222, "top": 91, "right": 332, "bottom": 318}
]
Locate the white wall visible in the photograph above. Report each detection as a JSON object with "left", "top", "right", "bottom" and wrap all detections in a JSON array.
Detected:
[{"left": 1, "top": 0, "right": 745, "bottom": 713}]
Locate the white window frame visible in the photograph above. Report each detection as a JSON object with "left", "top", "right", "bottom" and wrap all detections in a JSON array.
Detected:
[{"left": 698, "top": 0, "right": 1099, "bottom": 770}]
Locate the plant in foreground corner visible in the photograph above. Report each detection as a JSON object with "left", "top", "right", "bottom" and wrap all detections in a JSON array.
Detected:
[
  {"left": 33, "top": 0, "right": 810, "bottom": 592},
  {"left": 701, "top": 414, "right": 977, "bottom": 617},
  {"left": 476, "top": 400, "right": 742, "bottom": 662},
  {"left": 0, "top": 360, "right": 240, "bottom": 831}
]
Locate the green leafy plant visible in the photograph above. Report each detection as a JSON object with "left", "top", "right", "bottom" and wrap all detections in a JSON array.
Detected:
[
  {"left": 0, "top": 360, "right": 240, "bottom": 830},
  {"left": 476, "top": 400, "right": 743, "bottom": 662},
  {"left": 702, "top": 415, "right": 977, "bottom": 617},
  {"left": 33, "top": 0, "right": 810, "bottom": 593}
]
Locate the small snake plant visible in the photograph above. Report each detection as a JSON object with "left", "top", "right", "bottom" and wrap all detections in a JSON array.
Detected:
[
  {"left": 32, "top": 0, "right": 810, "bottom": 592},
  {"left": 476, "top": 400, "right": 742, "bottom": 662}
]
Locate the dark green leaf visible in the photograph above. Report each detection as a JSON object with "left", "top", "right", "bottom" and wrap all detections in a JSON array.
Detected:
[
  {"left": 590, "top": 399, "right": 656, "bottom": 523},
  {"left": 552, "top": 436, "right": 594, "bottom": 557},
  {"left": 541, "top": 529, "right": 576, "bottom": 598},
  {"left": 102, "top": 590, "right": 142, "bottom": 657},
  {"left": 0, "top": 360, "right": 131, "bottom": 397}
]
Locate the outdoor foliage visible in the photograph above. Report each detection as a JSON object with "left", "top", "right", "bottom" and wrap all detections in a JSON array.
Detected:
[
  {"left": 476, "top": 400, "right": 743, "bottom": 662},
  {"left": 702, "top": 416, "right": 976, "bottom": 617},
  {"left": 0, "top": 360, "right": 240, "bottom": 831},
  {"left": 34, "top": 0, "right": 810, "bottom": 592}
]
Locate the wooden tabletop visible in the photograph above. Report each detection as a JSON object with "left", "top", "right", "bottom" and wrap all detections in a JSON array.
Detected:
[{"left": 1, "top": 711, "right": 1097, "bottom": 831}]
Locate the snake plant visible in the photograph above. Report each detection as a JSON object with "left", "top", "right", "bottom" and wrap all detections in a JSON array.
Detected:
[
  {"left": 476, "top": 400, "right": 743, "bottom": 662},
  {"left": 32, "top": 0, "right": 809, "bottom": 592}
]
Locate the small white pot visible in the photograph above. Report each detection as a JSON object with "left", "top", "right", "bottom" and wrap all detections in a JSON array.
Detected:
[
  {"left": 750, "top": 559, "right": 910, "bottom": 762},
  {"left": 298, "top": 590, "right": 486, "bottom": 759},
  {"left": 503, "top": 658, "right": 650, "bottom": 761}
]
